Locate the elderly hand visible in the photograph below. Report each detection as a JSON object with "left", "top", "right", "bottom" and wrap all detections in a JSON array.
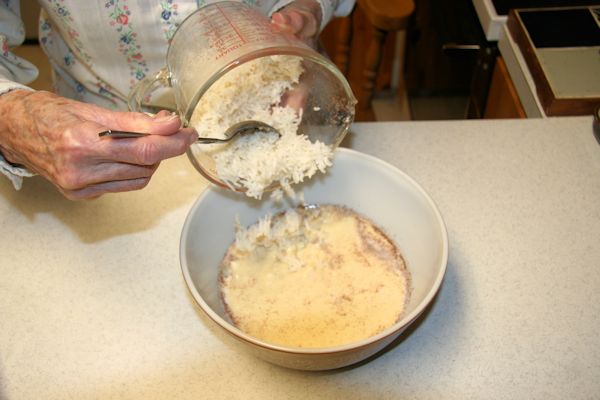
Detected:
[
  {"left": 0, "top": 90, "right": 197, "bottom": 200},
  {"left": 271, "top": 0, "right": 323, "bottom": 49}
]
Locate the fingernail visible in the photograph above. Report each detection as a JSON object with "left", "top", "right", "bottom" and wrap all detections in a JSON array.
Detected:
[
  {"left": 271, "top": 13, "right": 289, "bottom": 25},
  {"left": 153, "top": 110, "right": 171, "bottom": 118},
  {"left": 188, "top": 131, "right": 199, "bottom": 145},
  {"left": 154, "top": 114, "right": 179, "bottom": 123}
]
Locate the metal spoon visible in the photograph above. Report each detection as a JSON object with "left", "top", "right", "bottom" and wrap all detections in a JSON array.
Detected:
[{"left": 98, "top": 120, "right": 280, "bottom": 144}]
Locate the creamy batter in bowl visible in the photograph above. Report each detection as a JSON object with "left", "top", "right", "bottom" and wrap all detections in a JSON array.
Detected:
[
  {"left": 220, "top": 204, "right": 412, "bottom": 349},
  {"left": 180, "top": 148, "right": 448, "bottom": 370}
]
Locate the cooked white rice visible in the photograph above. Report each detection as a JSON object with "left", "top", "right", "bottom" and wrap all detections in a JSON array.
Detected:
[{"left": 190, "top": 55, "right": 333, "bottom": 199}]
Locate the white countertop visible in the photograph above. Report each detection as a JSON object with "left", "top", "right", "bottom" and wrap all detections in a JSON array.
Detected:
[{"left": 1, "top": 117, "right": 599, "bottom": 399}]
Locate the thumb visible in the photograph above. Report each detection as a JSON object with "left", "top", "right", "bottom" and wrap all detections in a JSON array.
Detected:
[{"left": 102, "top": 109, "right": 183, "bottom": 136}]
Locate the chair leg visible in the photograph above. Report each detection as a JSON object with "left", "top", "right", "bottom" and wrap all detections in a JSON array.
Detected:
[
  {"left": 332, "top": 16, "right": 353, "bottom": 76},
  {"left": 357, "top": 26, "right": 386, "bottom": 121}
]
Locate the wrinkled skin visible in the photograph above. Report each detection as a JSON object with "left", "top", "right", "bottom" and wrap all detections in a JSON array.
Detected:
[
  {"left": 0, "top": 0, "right": 323, "bottom": 200},
  {"left": 0, "top": 90, "right": 197, "bottom": 200}
]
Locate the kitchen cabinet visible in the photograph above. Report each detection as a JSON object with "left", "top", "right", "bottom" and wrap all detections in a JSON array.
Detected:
[{"left": 484, "top": 56, "right": 526, "bottom": 118}]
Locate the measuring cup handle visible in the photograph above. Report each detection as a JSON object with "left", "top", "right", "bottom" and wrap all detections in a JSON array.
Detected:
[{"left": 127, "top": 68, "right": 172, "bottom": 113}]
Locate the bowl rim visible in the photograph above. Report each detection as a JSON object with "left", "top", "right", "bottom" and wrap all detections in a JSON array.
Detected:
[{"left": 180, "top": 147, "right": 449, "bottom": 354}]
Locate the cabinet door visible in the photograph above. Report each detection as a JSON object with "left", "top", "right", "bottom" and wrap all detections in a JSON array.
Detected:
[{"left": 484, "top": 56, "right": 526, "bottom": 119}]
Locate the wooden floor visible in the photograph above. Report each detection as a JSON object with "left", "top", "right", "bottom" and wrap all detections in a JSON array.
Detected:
[{"left": 372, "top": 89, "right": 469, "bottom": 121}]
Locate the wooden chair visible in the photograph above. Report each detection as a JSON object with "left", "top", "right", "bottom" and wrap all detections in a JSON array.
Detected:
[{"left": 322, "top": 0, "right": 415, "bottom": 121}]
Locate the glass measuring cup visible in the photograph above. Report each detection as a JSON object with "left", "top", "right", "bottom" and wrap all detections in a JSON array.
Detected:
[{"left": 127, "top": 1, "right": 356, "bottom": 193}]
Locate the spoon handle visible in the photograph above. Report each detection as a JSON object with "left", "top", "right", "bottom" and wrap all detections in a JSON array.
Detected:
[
  {"left": 98, "top": 130, "right": 229, "bottom": 144},
  {"left": 98, "top": 130, "right": 149, "bottom": 139}
]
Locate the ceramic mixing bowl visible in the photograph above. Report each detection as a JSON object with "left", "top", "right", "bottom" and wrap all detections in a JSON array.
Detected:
[{"left": 180, "top": 148, "right": 448, "bottom": 370}]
